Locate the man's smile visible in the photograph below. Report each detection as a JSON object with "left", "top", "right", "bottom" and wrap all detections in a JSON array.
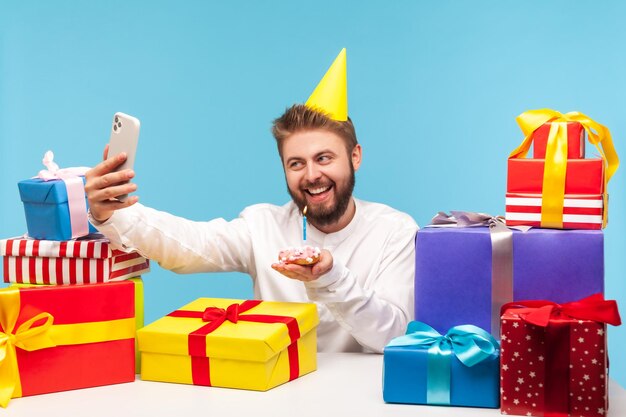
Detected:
[
  {"left": 306, "top": 185, "right": 331, "bottom": 195},
  {"left": 304, "top": 184, "right": 333, "bottom": 202}
]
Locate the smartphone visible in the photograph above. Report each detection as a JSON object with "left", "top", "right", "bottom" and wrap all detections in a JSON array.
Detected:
[{"left": 107, "top": 112, "right": 140, "bottom": 201}]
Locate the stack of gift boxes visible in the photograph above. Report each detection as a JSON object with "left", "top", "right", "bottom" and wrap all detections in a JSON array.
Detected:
[
  {"left": 0, "top": 152, "right": 151, "bottom": 407},
  {"left": 383, "top": 109, "right": 622, "bottom": 417},
  {"left": 0, "top": 152, "right": 320, "bottom": 408}
]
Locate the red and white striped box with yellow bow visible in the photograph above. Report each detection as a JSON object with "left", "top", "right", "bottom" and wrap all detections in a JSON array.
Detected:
[
  {"left": 1, "top": 235, "right": 149, "bottom": 284},
  {"left": 506, "top": 109, "right": 619, "bottom": 230},
  {"left": 138, "top": 298, "right": 319, "bottom": 391}
]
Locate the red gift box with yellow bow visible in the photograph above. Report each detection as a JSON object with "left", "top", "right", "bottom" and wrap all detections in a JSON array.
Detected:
[
  {"left": 0, "top": 281, "right": 136, "bottom": 407},
  {"left": 505, "top": 109, "right": 619, "bottom": 230}
]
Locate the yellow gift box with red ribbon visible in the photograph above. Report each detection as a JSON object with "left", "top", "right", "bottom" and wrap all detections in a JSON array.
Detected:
[
  {"left": 0, "top": 281, "right": 136, "bottom": 408},
  {"left": 507, "top": 109, "right": 619, "bottom": 229},
  {"left": 137, "top": 298, "right": 319, "bottom": 391}
]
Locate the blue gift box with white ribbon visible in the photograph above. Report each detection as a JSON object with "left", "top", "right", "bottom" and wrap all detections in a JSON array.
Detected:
[
  {"left": 383, "top": 321, "right": 500, "bottom": 408},
  {"left": 18, "top": 177, "right": 97, "bottom": 241}
]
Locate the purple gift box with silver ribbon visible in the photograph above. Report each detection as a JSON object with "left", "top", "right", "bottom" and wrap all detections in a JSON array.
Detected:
[{"left": 414, "top": 212, "right": 604, "bottom": 337}]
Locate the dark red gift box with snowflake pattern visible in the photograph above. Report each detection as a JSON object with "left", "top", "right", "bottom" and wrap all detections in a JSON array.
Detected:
[{"left": 500, "top": 294, "right": 621, "bottom": 417}]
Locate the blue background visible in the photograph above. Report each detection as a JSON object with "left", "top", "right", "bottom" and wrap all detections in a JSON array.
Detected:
[{"left": 2, "top": 1, "right": 625, "bottom": 384}]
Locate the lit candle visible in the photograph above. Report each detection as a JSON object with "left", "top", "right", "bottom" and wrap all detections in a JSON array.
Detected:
[{"left": 303, "top": 206, "right": 307, "bottom": 241}]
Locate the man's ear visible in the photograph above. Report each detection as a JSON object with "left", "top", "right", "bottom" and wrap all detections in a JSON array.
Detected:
[{"left": 351, "top": 144, "right": 362, "bottom": 171}]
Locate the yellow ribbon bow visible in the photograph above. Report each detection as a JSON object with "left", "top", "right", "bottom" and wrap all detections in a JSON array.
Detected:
[
  {"left": 509, "top": 109, "right": 619, "bottom": 228},
  {"left": 0, "top": 289, "right": 56, "bottom": 408}
]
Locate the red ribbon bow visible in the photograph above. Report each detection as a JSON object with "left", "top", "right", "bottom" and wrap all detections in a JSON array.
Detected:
[
  {"left": 501, "top": 293, "right": 622, "bottom": 327},
  {"left": 202, "top": 304, "right": 240, "bottom": 325}
]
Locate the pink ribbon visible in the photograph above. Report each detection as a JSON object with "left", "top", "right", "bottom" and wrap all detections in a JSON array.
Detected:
[{"left": 35, "top": 151, "right": 91, "bottom": 239}]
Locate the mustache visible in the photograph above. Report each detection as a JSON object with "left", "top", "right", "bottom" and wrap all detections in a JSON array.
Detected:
[{"left": 302, "top": 180, "right": 333, "bottom": 189}]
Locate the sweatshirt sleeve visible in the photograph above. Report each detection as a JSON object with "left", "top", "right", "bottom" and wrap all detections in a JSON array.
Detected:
[
  {"left": 89, "top": 203, "right": 254, "bottom": 274},
  {"left": 303, "top": 224, "right": 416, "bottom": 353}
]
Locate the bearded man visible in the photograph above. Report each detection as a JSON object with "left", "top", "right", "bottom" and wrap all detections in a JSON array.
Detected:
[{"left": 85, "top": 50, "right": 418, "bottom": 353}]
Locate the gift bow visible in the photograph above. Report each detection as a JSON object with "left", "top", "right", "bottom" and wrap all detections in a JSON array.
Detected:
[
  {"left": 501, "top": 293, "right": 622, "bottom": 328},
  {"left": 509, "top": 109, "right": 619, "bottom": 229},
  {"left": 37, "top": 150, "right": 90, "bottom": 181},
  {"left": 430, "top": 211, "right": 504, "bottom": 228},
  {"left": 429, "top": 211, "right": 529, "bottom": 337},
  {"left": 430, "top": 210, "right": 530, "bottom": 231},
  {"left": 34, "top": 151, "right": 91, "bottom": 239},
  {"left": 387, "top": 321, "right": 499, "bottom": 405},
  {"left": 0, "top": 289, "right": 56, "bottom": 408},
  {"left": 201, "top": 304, "right": 242, "bottom": 331}
]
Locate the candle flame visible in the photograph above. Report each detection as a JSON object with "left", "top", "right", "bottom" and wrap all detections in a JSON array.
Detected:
[{"left": 303, "top": 206, "right": 308, "bottom": 216}]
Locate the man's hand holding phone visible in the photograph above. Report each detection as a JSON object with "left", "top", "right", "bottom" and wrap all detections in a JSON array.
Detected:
[
  {"left": 85, "top": 112, "right": 141, "bottom": 223},
  {"left": 85, "top": 146, "right": 139, "bottom": 223}
]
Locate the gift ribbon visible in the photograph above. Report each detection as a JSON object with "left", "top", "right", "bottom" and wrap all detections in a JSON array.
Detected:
[
  {"left": 501, "top": 294, "right": 621, "bottom": 416},
  {"left": 429, "top": 211, "right": 529, "bottom": 337},
  {"left": 500, "top": 293, "right": 622, "bottom": 328},
  {"left": 35, "top": 151, "right": 91, "bottom": 239},
  {"left": 387, "top": 321, "right": 499, "bottom": 405},
  {"left": 0, "top": 288, "right": 135, "bottom": 407},
  {"left": 167, "top": 300, "right": 301, "bottom": 386},
  {"left": 509, "top": 109, "right": 619, "bottom": 229}
]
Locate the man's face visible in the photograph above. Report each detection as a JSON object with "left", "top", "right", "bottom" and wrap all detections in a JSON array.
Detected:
[{"left": 281, "top": 130, "right": 361, "bottom": 228}]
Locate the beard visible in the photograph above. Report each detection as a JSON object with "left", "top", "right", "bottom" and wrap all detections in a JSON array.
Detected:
[{"left": 288, "top": 163, "right": 356, "bottom": 228}]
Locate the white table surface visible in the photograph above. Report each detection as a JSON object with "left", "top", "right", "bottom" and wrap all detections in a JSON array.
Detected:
[{"left": 4, "top": 353, "right": 626, "bottom": 416}]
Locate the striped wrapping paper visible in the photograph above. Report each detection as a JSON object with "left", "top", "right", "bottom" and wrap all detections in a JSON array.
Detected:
[
  {"left": 1, "top": 235, "right": 150, "bottom": 284},
  {"left": 505, "top": 193, "right": 603, "bottom": 230}
]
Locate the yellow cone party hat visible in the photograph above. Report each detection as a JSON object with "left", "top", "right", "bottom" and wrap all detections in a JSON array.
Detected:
[{"left": 305, "top": 48, "right": 348, "bottom": 121}]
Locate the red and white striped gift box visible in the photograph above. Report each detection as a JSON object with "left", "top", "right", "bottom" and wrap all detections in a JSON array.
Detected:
[
  {"left": 505, "top": 193, "right": 604, "bottom": 230},
  {"left": 1, "top": 235, "right": 150, "bottom": 284}
]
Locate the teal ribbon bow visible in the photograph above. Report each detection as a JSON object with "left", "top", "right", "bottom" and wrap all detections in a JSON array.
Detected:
[{"left": 387, "top": 321, "right": 499, "bottom": 405}]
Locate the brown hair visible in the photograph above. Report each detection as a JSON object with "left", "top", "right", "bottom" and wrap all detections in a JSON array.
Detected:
[{"left": 271, "top": 104, "right": 358, "bottom": 158}]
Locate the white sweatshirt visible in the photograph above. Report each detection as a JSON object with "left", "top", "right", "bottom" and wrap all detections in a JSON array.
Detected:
[{"left": 92, "top": 198, "right": 418, "bottom": 353}]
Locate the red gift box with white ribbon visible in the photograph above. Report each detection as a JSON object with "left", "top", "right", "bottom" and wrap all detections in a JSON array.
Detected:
[{"left": 1, "top": 235, "right": 149, "bottom": 284}]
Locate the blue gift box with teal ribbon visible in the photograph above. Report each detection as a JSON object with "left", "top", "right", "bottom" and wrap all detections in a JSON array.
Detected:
[
  {"left": 383, "top": 321, "right": 500, "bottom": 408},
  {"left": 18, "top": 177, "right": 97, "bottom": 241}
]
